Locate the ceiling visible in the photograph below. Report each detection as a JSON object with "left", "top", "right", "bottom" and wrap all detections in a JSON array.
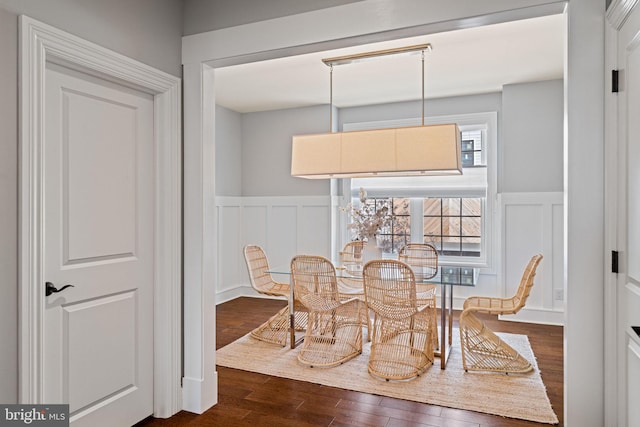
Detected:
[{"left": 214, "top": 14, "right": 565, "bottom": 114}]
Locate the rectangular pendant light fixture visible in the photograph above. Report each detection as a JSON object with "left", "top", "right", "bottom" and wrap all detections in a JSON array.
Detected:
[
  {"left": 291, "top": 44, "right": 463, "bottom": 179},
  {"left": 291, "top": 124, "right": 461, "bottom": 178}
]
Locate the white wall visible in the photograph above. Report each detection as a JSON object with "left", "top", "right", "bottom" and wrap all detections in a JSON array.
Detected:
[
  {"left": 215, "top": 105, "right": 242, "bottom": 196},
  {"left": 242, "top": 105, "right": 331, "bottom": 196},
  {"left": 502, "top": 79, "right": 564, "bottom": 193},
  {"left": 339, "top": 92, "right": 503, "bottom": 126},
  {"left": 565, "top": 1, "right": 605, "bottom": 424},
  {"left": 183, "top": 0, "right": 364, "bottom": 35},
  {"left": 0, "top": 5, "right": 18, "bottom": 405},
  {"left": 0, "top": 0, "right": 183, "bottom": 404}
]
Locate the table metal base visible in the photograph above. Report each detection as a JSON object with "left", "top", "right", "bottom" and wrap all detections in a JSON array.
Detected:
[{"left": 434, "top": 283, "right": 454, "bottom": 369}]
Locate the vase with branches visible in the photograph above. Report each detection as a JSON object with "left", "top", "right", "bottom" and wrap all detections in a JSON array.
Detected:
[{"left": 342, "top": 188, "right": 393, "bottom": 262}]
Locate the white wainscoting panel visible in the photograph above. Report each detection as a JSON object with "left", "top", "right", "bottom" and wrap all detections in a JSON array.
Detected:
[
  {"left": 216, "top": 193, "right": 563, "bottom": 325},
  {"left": 499, "top": 192, "right": 564, "bottom": 325},
  {"left": 216, "top": 196, "right": 331, "bottom": 303},
  {"left": 218, "top": 204, "right": 242, "bottom": 297},
  {"left": 243, "top": 204, "right": 268, "bottom": 244},
  {"left": 268, "top": 205, "right": 298, "bottom": 267},
  {"left": 298, "top": 205, "right": 332, "bottom": 255}
]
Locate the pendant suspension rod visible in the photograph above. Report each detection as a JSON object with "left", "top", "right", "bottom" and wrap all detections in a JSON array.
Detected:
[
  {"left": 325, "top": 44, "right": 431, "bottom": 130},
  {"left": 329, "top": 64, "right": 333, "bottom": 132},
  {"left": 421, "top": 49, "right": 425, "bottom": 127},
  {"left": 329, "top": 64, "right": 333, "bottom": 133}
]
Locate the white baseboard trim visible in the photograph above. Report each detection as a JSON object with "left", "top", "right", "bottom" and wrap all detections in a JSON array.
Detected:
[
  {"left": 216, "top": 286, "right": 255, "bottom": 304},
  {"left": 217, "top": 286, "right": 288, "bottom": 305},
  {"left": 182, "top": 370, "right": 218, "bottom": 414}
]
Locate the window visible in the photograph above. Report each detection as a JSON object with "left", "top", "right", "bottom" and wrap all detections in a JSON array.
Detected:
[
  {"left": 359, "top": 196, "right": 483, "bottom": 258},
  {"left": 341, "top": 112, "right": 496, "bottom": 266},
  {"left": 461, "top": 129, "right": 484, "bottom": 167},
  {"left": 423, "top": 197, "right": 482, "bottom": 257},
  {"left": 370, "top": 197, "right": 410, "bottom": 253}
]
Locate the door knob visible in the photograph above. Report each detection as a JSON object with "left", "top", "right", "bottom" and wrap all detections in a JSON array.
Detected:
[{"left": 45, "top": 281, "right": 74, "bottom": 297}]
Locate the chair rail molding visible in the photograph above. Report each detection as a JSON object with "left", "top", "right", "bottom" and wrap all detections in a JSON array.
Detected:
[{"left": 19, "top": 16, "right": 182, "bottom": 417}]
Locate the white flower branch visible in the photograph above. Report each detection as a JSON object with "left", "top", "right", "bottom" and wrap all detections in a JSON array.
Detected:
[{"left": 341, "top": 188, "right": 393, "bottom": 241}]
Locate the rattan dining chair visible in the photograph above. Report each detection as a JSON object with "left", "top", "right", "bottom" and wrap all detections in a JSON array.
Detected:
[
  {"left": 339, "top": 240, "right": 365, "bottom": 264},
  {"left": 337, "top": 241, "right": 371, "bottom": 341},
  {"left": 398, "top": 243, "right": 438, "bottom": 280},
  {"left": 398, "top": 243, "right": 439, "bottom": 349},
  {"left": 459, "top": 254, "right": 543, "bottom": 373},
  {"left": 243, "top": 244, "right": 307, "bottom": 346},
  {"left": 291, "top": 255, "right": 363, "bottom": 368},
  {"left": 362, "top": 259, "right": 435, "bottom": 381}
]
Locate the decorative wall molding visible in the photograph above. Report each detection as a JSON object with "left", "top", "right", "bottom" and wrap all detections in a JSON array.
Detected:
[
  {"left": 216, "top": 194, "right": 564, "bottom": 326},
  {"left": 216, "top": 195, "right": 332, "bottom": 301},
  {"left": 498, "top": 192, "right": 564, "bottom": 325},
  {"left": 607, "top": 0, "right": 638, "bottom": 30},
  {"left": 19, "top": 16, "right": 182, "bottom": 417}
]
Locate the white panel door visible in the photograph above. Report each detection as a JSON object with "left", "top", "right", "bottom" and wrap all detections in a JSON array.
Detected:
[
  {"left": 44, "top": 62, "right": 154, "bottom": 426},
  {"left": 617, "top": 5, "right": 640, "bottom": 425}
]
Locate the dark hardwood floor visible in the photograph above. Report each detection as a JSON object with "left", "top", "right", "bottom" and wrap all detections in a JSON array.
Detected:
[{"left": 139, "top": 297, "right": 563, "bottom": 427}]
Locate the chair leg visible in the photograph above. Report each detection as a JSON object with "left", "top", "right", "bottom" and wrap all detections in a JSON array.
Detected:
[
  {"left": 297, "top": 302, "right": 363, "bottom": 368},
  {"left": 430, "top": 297, "right": 439, "bottom": 351},
  {"left": 367, "top": 311, "right": 433, "bottom": 381},
  {"left": 459, "top": 311, "right": 533, "bottom": 373},
  {"left": 250, "top": 306, "right": 289, "bottom": 347},
  {"left": 360, "top": 300, "right": 371, "bottom": 342}
]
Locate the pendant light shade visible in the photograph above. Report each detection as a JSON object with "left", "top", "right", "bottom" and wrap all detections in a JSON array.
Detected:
[
  {"left": 291, "top": 44, "right": 462, "bottom": 179},
  {"left": 291, "top": 124, "right": 461, "bottom": 178}
]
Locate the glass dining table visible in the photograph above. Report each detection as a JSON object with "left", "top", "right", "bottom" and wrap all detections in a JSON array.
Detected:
[{"left": 267, "top": 262, "right": 478, "bottom": 370}]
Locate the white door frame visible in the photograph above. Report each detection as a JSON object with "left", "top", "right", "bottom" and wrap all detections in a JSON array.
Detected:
[
  {"left": 18, "top": 16, "right": 182, "bottom": 418},
  {"left": 604, "top": 1, "right": 638, "bottom": 424},
  {"left": 182, "top": 0, "right": 590, "bottom": 417}
]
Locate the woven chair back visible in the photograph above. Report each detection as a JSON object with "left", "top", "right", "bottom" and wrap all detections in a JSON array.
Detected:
[
  {"left": 398, "top": 243, "right": 438, "bottom": 280},
  {"left": 512, "top": 254, "right": 543, "bottom": 311},
  {"left": 290, "top": 255, "right": 340, "bottom": 310},
  {"left": 243, "top": 244, "right": 276, "bottom": 293},
  {"left": 362, "top": 259, "right": 419, "bottom": 320},
  {"left": 339, "top": 241, "right": 365, "bottom": 264}
]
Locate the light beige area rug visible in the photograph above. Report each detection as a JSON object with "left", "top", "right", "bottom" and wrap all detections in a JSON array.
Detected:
[{"left": 217, "top": 329, "right": 559, "bottom": 424}]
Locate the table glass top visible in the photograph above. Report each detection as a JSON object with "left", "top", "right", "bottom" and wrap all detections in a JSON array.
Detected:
[{"left": 268, "top": 264, "right": 477, "bottom": 287}]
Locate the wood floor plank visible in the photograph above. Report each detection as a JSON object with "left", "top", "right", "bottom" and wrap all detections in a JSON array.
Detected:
[
  {"left": 137, "top": 297, "right": 563, "bottom": 427},
  {"left": 378, "top": 396, "right": 443, "bottom": 417}
]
